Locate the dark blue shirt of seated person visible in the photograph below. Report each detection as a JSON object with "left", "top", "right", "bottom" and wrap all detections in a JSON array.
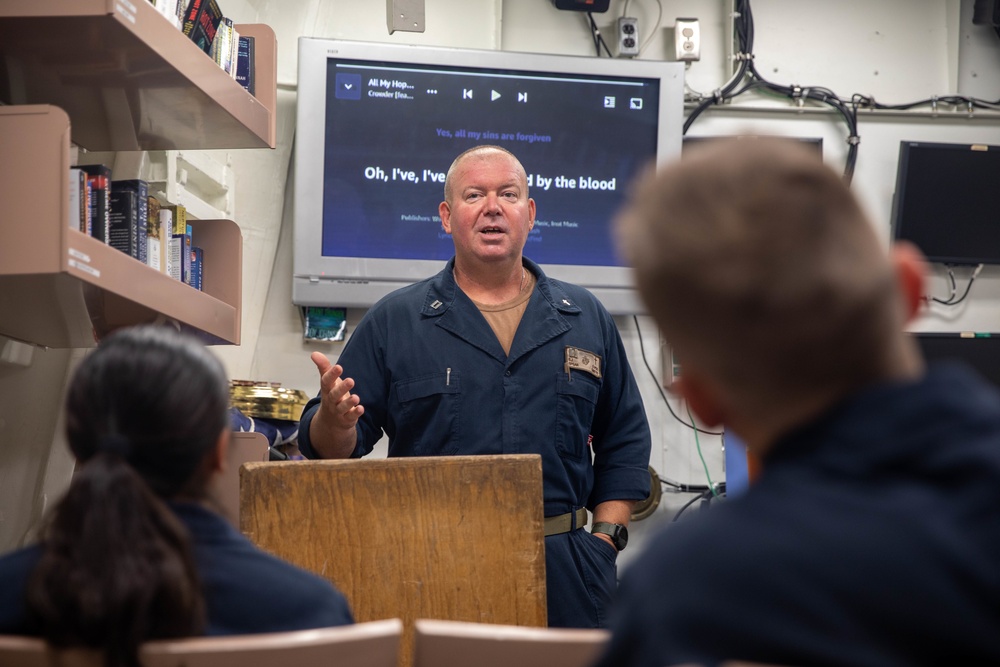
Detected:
[{"left": 0, "top": 501, "right": 354, "bottom": 636}]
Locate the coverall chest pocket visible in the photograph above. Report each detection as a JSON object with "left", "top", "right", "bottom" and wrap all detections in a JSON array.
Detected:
[
  {"left": 555, "top": 372, "right": 599, "bottom": 461},
  {"left": 393, "top": 372, "right": 462, "bottom": 456}
]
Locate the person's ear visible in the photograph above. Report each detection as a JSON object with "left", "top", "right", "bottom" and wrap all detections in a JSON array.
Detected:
[
  {"left": 673, "top": 374, "right": 725, "bottom": 428},
  {"left": 439, "top": 201, "right": 452, "bottom": 234},
  {"left": 891, "top": 241, "right": 927, "bottom": 324}
]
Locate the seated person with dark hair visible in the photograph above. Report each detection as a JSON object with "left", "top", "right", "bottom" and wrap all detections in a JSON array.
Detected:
[{"left": 0, "top": 326, "right": 353, "bottom": 667}]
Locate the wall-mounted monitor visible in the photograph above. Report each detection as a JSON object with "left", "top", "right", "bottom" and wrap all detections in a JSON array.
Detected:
[
  {"left": 293, "top": 38, "right": 685, "bottom": 314},
  {"left": 892, "top": 141, "right": 1000, "bottom": 266},
  {"left": 912, "top": 332, "right": 1000, "bottom": 389}
]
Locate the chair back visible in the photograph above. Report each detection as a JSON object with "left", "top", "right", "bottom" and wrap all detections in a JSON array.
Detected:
[
  {"left": 0, "top": 618, "right": 403, "bottom": 667},
  {"left": 210, "top": 430, "right": 270, "bottom": 527},
  {"left": 412, "top": 618, "right": 609, "bottom": 667}
]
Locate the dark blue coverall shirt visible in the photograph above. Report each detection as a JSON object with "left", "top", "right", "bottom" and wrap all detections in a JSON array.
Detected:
[
  {"left": 299, "top": 257, "right": 652, "bottom": 627},
  {"left": 594, "top": 364, "right": 1000, "bottom": 667},
  {"left": 0, "top": 502, "right": 354, "bottom": 635}
]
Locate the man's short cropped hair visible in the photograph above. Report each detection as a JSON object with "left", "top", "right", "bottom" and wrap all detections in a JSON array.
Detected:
[
  {"left": 443, "top": 144, "right": 528, "bottom": 203},
  {"left": 615, "top": 137, "right": 903, "bottom": 412}
]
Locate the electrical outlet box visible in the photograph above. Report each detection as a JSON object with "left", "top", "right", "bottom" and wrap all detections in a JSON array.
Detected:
[
  {"left": 617, "top": 17, "right": 640, "bottom": 57},
  {"left": 660, "top": 336, "right": 682, "bottom": 389},
  {"left": 675, "top": 17, "right": 701, "bottom": 62}
]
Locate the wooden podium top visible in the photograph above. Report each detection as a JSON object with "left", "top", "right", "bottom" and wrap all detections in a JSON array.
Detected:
[{"left": 240, "top": 455, "right": 547, "bottom": 667}]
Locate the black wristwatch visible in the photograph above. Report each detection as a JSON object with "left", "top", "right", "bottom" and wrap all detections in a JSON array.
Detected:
[{"left": 591, "top": 522, "right": 628, "bottom": 551}]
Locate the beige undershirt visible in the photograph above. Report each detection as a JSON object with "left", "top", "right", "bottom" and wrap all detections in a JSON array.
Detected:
[{"left": 471, "top": 270, "right": 537, "bottom": 355}]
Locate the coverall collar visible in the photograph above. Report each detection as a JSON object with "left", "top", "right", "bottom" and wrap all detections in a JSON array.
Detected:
[
  {"left": 419, "top": 257, "right": 582, "bottom": 366},
  {"left": 419, "top": 257, "right": 583, "bottom": 317}
]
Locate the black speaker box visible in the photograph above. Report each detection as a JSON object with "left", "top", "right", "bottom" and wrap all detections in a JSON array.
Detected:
[{"left": 551, "top": 0, "right": 611, "bottom": 12}]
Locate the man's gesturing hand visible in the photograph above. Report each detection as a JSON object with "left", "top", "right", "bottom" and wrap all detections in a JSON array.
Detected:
[{"left": 308, "top": 352, "right": 364, "bottom": 458}]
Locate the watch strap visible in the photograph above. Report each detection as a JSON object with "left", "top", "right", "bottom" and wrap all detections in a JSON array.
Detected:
[{"left": 591, "top": 521, "right": 627, "bottom": 551}]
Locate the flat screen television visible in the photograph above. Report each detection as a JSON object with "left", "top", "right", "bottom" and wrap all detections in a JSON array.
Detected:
[
  {"left": 912, "top": 332, "right": 1000, "bottom": 389},
  {"left": 293, "top": 38, "right": 685, "bottom": 313},
  {"left": 891, "top": 141, "right": 1000, "bottom": 266}
]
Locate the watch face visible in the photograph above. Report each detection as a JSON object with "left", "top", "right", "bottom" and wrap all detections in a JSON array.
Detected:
[{"left": 615, "top": 525, "right": 629, "bottom": 550}]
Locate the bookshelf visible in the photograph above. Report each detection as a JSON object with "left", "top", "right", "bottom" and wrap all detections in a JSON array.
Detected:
[
  {"left": 0, "top": 106, "right": 242, "bottom": 347},
  {"left": 0, "top": 3, "right": 277, "bottom": 347},
  {"left": 0, "top": 1, "right": 276, "bottom": 151}
]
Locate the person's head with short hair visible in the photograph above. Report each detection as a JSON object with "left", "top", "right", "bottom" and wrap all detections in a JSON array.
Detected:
[
  {"left": 615, "top": 137, "right": 925, "bottom": 453},
  {"left": 27, "top": 325, "right": 232, "bottom": 666},
  {"left": 440, "top": 145, "right": 536, "bottom": 277}
]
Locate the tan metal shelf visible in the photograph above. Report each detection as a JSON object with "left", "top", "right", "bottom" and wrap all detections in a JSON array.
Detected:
[
  {"left": 0, "top": 0, "right": 276, "bottom": 150},
  {"left": 0, "top": 105, "right": 242, "bottom": 347}
]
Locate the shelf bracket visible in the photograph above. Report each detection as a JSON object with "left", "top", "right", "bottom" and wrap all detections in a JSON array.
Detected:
[{"left": 387, "top": 0, "right": 425, "bottom": 34}]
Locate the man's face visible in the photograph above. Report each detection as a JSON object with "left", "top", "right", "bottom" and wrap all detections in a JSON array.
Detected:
[{"left": 439, "top": 152, "right": 535, "bottom": 267}]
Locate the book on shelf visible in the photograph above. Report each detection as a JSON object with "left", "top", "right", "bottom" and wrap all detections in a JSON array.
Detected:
[
  {"left": 147, "top": 196, "right": 162, "bottom": 272},
  {"left": 229, "top": 24, "right": 240, "bottom": 79},
  {"left": 180, "top": 223, "right": 193, "bottom": 285},
  {"left": 83, "top": 175, "right": 93, "bottom": 235},
  {"left": 111, "top": 179, "right": 149, "bottom": 265},
  {"left": 168, "top": 231, "right": 183, "bottom": 282},
  {"left": 182, "top": 0, "right": 224, "bottom": 56},
  {"left": 209, "top": 16, "right": 226, "bottom": 69},
  {"left": 149, "top": 0, "right": 182, "bottom": 29},
  {"left": 235, "top": 35, "right": 255, "bottom": 95},
  {"left": 159, "top": 207, "right": 174, "bottom": 276},
  {"left": 164, "top": 204, "right": 193, "bottom": 285},
  {"left": 68, "top": 168, "right": 87, "bottom": 232},
  {"left": 108, "top": 188, "right": 137, "bottom": 259},
  {"left": 172, "top": 0, "right": 187, "bottom": 29},
  {"left": 191, "top": 246, "right": 204, "bottom": 291},
  {"left": 211, "top": 17, "right": 237, "bottom": 75},
  {"left": 79, "top": 164, "right": 111, "bottom": 244}
]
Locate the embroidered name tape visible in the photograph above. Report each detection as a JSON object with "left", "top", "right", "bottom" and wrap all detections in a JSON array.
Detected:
[{"left": 564, "top": 346, "right": 602, "bottom": 379}]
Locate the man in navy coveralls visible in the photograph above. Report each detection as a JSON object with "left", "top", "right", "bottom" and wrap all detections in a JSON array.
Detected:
[
  {"left": 298, "top": 145, "right": 652, "bottom": 628},
  {"left": 594, "top": 138, "right": 1000, "bottom": 666}
]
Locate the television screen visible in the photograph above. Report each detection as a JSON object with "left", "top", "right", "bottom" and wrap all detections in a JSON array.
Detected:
[
  {"left": 293, "top": 38, "right": 685, "bottom": 313},
  {"left": 912, "top": 332, "right": 1000, "bottom": 389},
  {"left": 892, "top": 141, "right": 1000, "bottom": 266}
]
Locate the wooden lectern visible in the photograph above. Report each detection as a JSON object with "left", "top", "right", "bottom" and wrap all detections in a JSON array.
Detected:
[{"left": 240, "top": 455, "right": 547, "bottom": 667}]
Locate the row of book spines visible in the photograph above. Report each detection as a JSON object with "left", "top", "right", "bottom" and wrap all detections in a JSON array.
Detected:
[
  {"left": 148, "top": 0, "right": 186, "bottom": 30},
  {"left": 211, "top": 18, "right": 238, "bottom": 77},
  {"left": 174, "top": 0, "right": 255, "bottom": 96},
  {"left": 68, "top": 169, "right": 203, "bottom": 291},
  {"left": 209, "top": 23, "right": 255, "bottom": 96}
]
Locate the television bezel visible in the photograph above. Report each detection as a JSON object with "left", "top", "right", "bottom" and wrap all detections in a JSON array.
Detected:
[
  {"left": 891, "top": 140, "right": 1000, "bottom": 266},
  {"left": 911, "top": 331, "right": 1000, "bottom": 389},
  {"left": 292, "top": 37, "right": 685, "bottom": 314}
]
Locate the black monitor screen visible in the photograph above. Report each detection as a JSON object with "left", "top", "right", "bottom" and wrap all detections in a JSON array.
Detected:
[
  {"left": 913, "top": 333, "right": 1000, "bottom": 389},
  {"left": 892, "top": 141, "right": 1000, "bottom": 265}
]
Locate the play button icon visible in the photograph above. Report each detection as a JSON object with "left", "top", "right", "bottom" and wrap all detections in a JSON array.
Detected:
[{"left": 491, "top": 90, "right": 501, "bottom": 101}]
